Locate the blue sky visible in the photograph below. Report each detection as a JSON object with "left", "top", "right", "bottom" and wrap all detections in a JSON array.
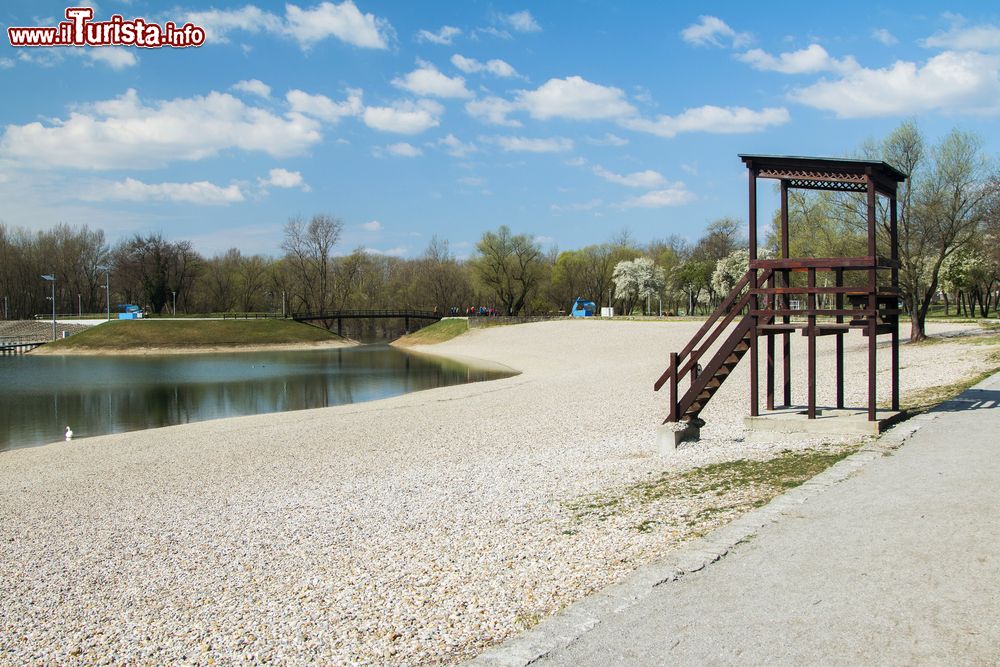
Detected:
[{"left": 1, "top": 2, "right": 999, "bottom": 258}]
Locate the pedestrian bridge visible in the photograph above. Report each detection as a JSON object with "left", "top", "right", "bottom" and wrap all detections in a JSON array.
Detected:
[{"left": 292, "top": 309, "right": 443, "bottom": 335}]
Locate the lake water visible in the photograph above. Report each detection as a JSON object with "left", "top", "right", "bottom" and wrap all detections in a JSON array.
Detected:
[{"left": 0, "top": 346, "right": 513, "bottom": 451}]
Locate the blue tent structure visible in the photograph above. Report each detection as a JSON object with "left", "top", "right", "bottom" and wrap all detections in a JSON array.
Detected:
[
  {"left": 571, "top": 297, "right": 596, "bottom": 317},
  {"left": 117, "top": 304, "right": 143, "bottom": 320}
]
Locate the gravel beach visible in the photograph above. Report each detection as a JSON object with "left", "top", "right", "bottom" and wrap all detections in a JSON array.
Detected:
[{"left": 0, "top": 319, "right": 995, "bottom": 665}]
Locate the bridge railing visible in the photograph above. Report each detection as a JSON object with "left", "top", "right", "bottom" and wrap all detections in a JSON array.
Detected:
[
  {"left": 220, "top": 312, "right": 289, "bottom": 320},
  {"left": 292, "top": 309, "right": 442, "bottom": 320}
]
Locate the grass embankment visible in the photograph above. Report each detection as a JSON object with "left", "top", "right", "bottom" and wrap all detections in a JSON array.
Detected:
[
  {"left": 393, "top": 318, "right": 469, "bottom": 346},
  {"left": 41, "top": 319, "right": 344, "bottom": 351}
]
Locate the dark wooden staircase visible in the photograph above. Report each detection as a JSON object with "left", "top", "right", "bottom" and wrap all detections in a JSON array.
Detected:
[{"left": 655, "top": 269, "right": 771, "bottom": 424}]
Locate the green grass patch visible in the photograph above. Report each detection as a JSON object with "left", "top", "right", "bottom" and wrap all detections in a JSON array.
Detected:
[
  {"left": 394, "top": 318, "right": 469, "bottom": 346},
  {"left": 43, "top": 319, "right": 341, "bottom": 350},
  {"left": 564, "top": 446, "right": 858, "bottom": 526}
]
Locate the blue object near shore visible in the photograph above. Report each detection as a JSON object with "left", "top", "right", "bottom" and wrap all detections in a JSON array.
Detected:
[{"left": 571, "top": 297, "right": 596, "bottom": 317}]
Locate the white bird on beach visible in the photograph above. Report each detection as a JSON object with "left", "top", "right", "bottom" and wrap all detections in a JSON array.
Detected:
[{"left": 65, "top": 426, "right": 73, "bottom": 441}]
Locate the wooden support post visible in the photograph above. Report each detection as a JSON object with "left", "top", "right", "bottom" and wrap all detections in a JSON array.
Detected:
[
  {"left": 835, "top": 268, "right": 844, "bottom": 409},
  {"left": 867, "top": 172, "right": 878, "bottom": 421},
  {"left": 890, "top": 195, "right": 900, "bottom": 411},
  {"left": 749, "top": 166, "right": 759, "bottom": 417},
  {"left": 766, "top": 272, "right": 775, "bottom": 411},
  {"left": 780, "top": 179, "right": 791, "bottom": 407},
  {"left": 337, "top": 318, "right": 343, "bottom": 337},
  {"left": 808, "top": 267, "right": 817, "bottom": 419},
  {"left": 669, "top": 352, "right": 678, "bottom": 422}
]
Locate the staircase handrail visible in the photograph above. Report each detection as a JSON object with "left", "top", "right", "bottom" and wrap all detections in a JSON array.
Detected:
[
  {"left": 654, "top": 269, "right": 771, "bottom": 391},
  {"left": 677, "top": 315, "right": 755, "bottom": 414}
]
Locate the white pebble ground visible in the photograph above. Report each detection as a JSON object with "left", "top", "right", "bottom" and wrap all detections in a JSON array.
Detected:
[{"left": 0, "top": 319, "right": 994, "bottom": 665}]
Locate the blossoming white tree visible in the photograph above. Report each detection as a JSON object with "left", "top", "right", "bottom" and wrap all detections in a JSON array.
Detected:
[{"left": 612, "top": 257, "right": 665, "bottom": 315}]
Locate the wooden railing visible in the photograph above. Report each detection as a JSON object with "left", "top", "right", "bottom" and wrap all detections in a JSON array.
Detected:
[{"left": 655, "top": 269, "right": 773, "bottom": 422}]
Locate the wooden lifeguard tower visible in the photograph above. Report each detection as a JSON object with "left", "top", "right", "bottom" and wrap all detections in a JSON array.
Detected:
[{"left": 655, "top": 155, "right": 907, "bottom": 441}]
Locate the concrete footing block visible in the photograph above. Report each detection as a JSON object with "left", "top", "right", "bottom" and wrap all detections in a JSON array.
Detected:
[{"left": 656, "top": 423, "right": 700, "bottom": 454}]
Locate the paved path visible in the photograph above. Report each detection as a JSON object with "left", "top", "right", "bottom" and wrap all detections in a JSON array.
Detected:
[{"left": 475, "top": 371, "right": 1000, "bottom": 666}]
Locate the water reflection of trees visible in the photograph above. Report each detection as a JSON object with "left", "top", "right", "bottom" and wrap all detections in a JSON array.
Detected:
[{"left": 1, "top": 349, "right": 511, "bottom": 450}]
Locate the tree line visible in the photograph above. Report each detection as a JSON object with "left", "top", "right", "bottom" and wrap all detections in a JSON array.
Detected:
[
  {"left": 0, "top": 216, "right": 742, "bottom": 324},
  {"left": 1, "top": 122, "right": 996, "bottom": 341}
]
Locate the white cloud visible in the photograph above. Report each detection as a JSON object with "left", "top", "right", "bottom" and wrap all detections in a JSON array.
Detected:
[
  {"left": 82, "top": 177, "right": 245, "bottom": 205},
  {"left": 872, "top": 28, "right": 898, "bottom": 46},
  {"left": 450, "top": 54, "right": 519, "bottom": 78},
  {"left": 501, "top": 10, "right": 541, "bottom": 33},
  {"left": 534, "top": 235, "right": 554, "bottom": 245},
  {"left": 84, "top": 48, "right": 138, "bottom": 70},
  {"left": 184, "top": 1, "right": 391, "bottom": 49},
  {"left": 586, "top": 133, "right": 629, "bottom": 146},
  {"left": 488, "top": 136, "right": 573, "bottom": 152},
  {"left": 283, "top": 1, "right": 392, "bottom": 49},
  {"left": 738, "top": 44, "right": 858, "bottom": 74},
  {"left": 470, "top": 76, "right": 785, "bottom": 139},
  {"left": 259, "top": 168, "right": 309, "bottom": 190},
  {"left": 183, "top": 5, "right": 282, "bottom": 42},
  {"left": 384, "top": 142, "right": 423, "bottom": 157},
  {"left": 438, "top": 133, "right": 477, "bottom": 157},
  {"left": 0, "top": 88, "right": 322, "bottom": 170},
  {"left": 417, "top": 25, "right": 461, "bottom": 45},
  {"left": 517, "top": 76, "right": 636, "bottom": 120},
  {"left": 620, "top": 105, "right": 790, "bottom": 137},
  {"left": 681, "top": 16, "right": 750, "bottom": 48},
  {"left": 593, "top": 166, "right": 666, "bottom": 188},
  {"left": 790, "top": 51, "right": 1000, "bottom": 117},
  {"left": 458, "top": 176, "right": 485, "bottom": 186},
  {"left": 922, "top": 23, "right": 1000, "bottom": 51},
  {"left": 619, "top": 183, "right": 695, "bottom": 208},
  {"left": 364, "top": 246, "right": 407, "bottom": 257},
  {"left": 362, "top": 220, "right": 382, "bottom": 231},
  {"left": 0, "top": 58, "right": 14, "bottom": 69},
  {"left": 465, "top": 96, "right": 522, "bottom": 126},
  {"left": 363, "top": 99, "right": 443, "bottom": 134},
  {"left": 392, "top": 62, "right": 472, "bottom": 98},
  {"left": 286, "top": 88, "right": 363, "bottom": 122},
  {"left": 233, "top": 79, "right": 272, "bottom": 99},
  {"left": 17, "top": 47, "right": 138, "bottom": 70}
]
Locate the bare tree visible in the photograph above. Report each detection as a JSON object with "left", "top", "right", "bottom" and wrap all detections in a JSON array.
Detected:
[
  {"left": 281, "top": 214, "right": 343, "bottom": 313},
  {"left": 416, "top": 236, "right": 472, "bottom": 311},
  {"left": 877, "top": 124, "right": 993, "bottom": 340}
]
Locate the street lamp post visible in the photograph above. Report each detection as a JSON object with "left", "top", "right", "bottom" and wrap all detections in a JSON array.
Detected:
[
  {"left": 282, "top": 290, "right": 286, "bottom": 317},
  {"left": 78, "top": 293, "right": 82, "bottom": 316},
  {"left": 172, "top": 291, "right": 177, "bottom": 317},
  {"left": 98, "top": 265, "right": 110, "bottom": 321},
  {"left": 41, "top": 274, "right": 56, "bottom": 340}
]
